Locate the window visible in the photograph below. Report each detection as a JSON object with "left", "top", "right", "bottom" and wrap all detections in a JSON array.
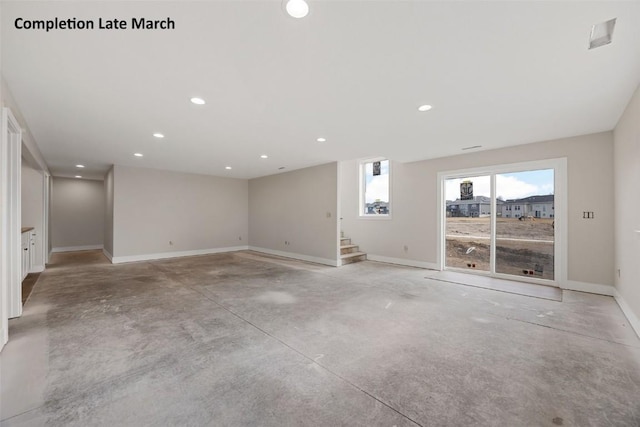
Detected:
[{"left": 360, "top": 158, "right": 390, "bottom": 217}]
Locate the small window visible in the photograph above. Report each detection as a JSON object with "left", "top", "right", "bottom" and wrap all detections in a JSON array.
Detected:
[{"left": 360, "top": 158, "right": 390, "bottom": 217}]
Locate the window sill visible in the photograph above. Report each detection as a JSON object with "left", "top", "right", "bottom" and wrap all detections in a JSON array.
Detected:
[{"left": 358, "top": 215, "right": 393, "bottom": 220}]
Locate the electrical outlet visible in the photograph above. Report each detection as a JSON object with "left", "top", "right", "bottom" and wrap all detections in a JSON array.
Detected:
[
  {"left": 403, "top": 245, "right": 409, "bottom": 252},
  {"left": 238, "top": 236, "right": 242, "bottom": 241},
  {"left": 169, "top": 240, "right": 173, "bottom": 246},
  {"left": 582, "top": 211, "right": 594, "bottom": 219},
  {"left": 326, "top": 212, "right": 332, "bottom": 218}
]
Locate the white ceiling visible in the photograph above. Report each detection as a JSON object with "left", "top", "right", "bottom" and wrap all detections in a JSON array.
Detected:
[{"left": 2, "top": 1, "right": 640, "bottom": 180}]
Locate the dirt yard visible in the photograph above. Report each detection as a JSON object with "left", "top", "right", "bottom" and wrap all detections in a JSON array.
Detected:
[{"left": 446, "top": 217, "right": 555, "bottom": 280}]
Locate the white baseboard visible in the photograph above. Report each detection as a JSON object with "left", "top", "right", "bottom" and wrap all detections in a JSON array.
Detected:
[
  {"left": 52, "top": 244, "right": 104, "bottom": 253},
  {"left": 248, "top": 246, "right": 339, "bottom": 267},
  {"left": 110, "top": 246, "right": 249, "bottom": 264},
  {"left": 613, "top": 289, "right": 640, "bottom": 339},
  {"left": 102, "top": 248, "right": 113, "bottom": 262},
  {"left": 366, "top": 254, "right": 439, "bottom": 270},
  {"left": 29, "top": 264, "right": 45, "bottom": 273},
  {"left": 562, "top": 280, "right": 614, "bottom": 296}
]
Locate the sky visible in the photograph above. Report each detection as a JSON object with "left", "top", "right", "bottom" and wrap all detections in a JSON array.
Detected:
[
  {"left": 445, "top": 169, "right": 554, "bottom": 201},
  {"left": 363, "top": 163, "right": 554, "bottom": 203},
  {"left": 364, "top": 160, "right": 389, "bottom": 203}
]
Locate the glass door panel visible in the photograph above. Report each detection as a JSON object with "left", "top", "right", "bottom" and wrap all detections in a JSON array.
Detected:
[
  {"left": 495, "top": 170, "right": 555, "bottom": 280},
  {"left": 445, "top": 175, "right": 491, "bottom": 272}
]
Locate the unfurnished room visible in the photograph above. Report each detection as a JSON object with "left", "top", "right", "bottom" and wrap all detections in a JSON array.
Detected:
[{"left": 1, "top": 1, "right": 639, "bottom": 426}]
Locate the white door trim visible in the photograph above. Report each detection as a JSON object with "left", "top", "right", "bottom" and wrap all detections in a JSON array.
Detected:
[
  {"left": 1, "top": 108, "right": 23, "bottom": 349},
  {"left": 437, "top": 158, "right": 567, "bottom": 288}
]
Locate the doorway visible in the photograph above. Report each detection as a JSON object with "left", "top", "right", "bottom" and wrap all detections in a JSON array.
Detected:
[{"left": 439, "top": 159, "right": 566, "bottom": 287}]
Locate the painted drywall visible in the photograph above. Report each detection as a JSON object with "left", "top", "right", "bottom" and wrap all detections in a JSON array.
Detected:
[
  {"left": 341, "top": 132, "right": 615, "bottom": 288},
  {"left": 1, "top": 78, "right": 48, "bottom": 173},
  {"left": 21, "top": 158, "right": 44, "bottom": 270},
  {"left": 51, "top": 177, "right": 105, "bottom": 250},
  {"left": 248, "top": 162, "right": 339, "bottom": 266},
  {"left": 112, "top": 165, "right": 248, "bottom": 260},
  {"left": 614, "top": 83, "right": 640, "bottom": 334},
  {"left": 104, "top": 167, "right": 114, "bottom": 258},
  {"left": 1, "top": 75, "right": 49, "bottom": 350}
]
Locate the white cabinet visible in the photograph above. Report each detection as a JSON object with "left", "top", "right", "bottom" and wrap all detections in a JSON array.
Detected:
[
  {"left": 29, "top": 231, "right": 36, "bottom": 269},
  {"left": 20, "top": 229, "right": 35, "bottom": 280},
  {"left": 21, "top": 231, "right": 30, "bottom": 280}
]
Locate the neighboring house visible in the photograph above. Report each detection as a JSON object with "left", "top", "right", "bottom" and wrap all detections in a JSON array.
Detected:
[
  {"left": 365, "top": 201, "right": 389, "bottom": 214},
  {"left": 446, "top": 196, "right": 500, "bottom": 217},
  {"left": 502, "top": 195, "right": 554, "bottom": 218}
]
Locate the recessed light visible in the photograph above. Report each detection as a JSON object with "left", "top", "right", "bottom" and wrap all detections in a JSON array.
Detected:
[
  {"left": 190, "top": 97, "right": 206, "bottom": 105},
  {"left": 418, "top": 104, "right": 432, "bottom": 112},
  {"left": 260, "top": 155, "right": 268, "bottom": 159},
  {"left": 75, "top": 175, "right": 82, "bottom": 178},
  {"left": 285, "top": 0, "right": 309, "bottom": 18},
  {"left": 225, "top": 166, "right": 232, "bottom": 170},
  {"left": 317, "top": 137, "right": 326, "bottom": 142},
  {"left": 278, "top": 167, "right": 286, "bottom": 170},
  {"left": 75, "top": 164, "right": 85, "bottom": 168},
  {"left": 134, "top": 153, "right": 143, "bottom": 157},
  {"left": 461, "top": 145, "right": 482, "bottom": 151},
  {"left": 153, "top": 133, "right": 165, "bottom": 138}
]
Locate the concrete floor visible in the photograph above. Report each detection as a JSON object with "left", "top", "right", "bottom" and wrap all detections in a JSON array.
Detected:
[{"left": 1, "top": 250, "right": 639, "bottom": 427}]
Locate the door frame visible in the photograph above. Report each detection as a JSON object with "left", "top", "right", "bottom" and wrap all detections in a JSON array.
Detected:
[
  {"left": 1, "top": 107, "right": 23, "bottom": 349},
  {"left": 437, "top": 158, "right": 567, "bottom": 287}
]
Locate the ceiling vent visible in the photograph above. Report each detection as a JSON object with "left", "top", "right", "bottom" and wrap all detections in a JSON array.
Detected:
[{"left": 589, "top": 18, "right": 616, "bottom": 50}]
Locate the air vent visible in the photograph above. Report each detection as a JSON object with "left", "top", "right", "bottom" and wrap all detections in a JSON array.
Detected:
[{"left": 589, "top": 18, "right": 616, "bottom": 50}]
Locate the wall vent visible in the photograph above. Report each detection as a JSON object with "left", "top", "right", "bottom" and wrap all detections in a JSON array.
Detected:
[{"left": 589, "top": 18, "right": 616, "bottom": 50}]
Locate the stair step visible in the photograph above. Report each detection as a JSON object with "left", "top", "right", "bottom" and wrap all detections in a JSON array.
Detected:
[
  {"left": 340, "top": 252, "right": 367, "bottom": 265},
  {"left": 340, "top": 237, "right": 351, "bottom": 245},
  {"left": 340, "top": 244, "right": 359, "bottom": 255}
]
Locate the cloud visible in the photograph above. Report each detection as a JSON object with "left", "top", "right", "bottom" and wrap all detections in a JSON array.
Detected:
[
  {"left": 445, "top": 175, "right": 552, "bottom": 201},
  {"left": 365, "top": 175, "right": 389, "bottom": 203}
]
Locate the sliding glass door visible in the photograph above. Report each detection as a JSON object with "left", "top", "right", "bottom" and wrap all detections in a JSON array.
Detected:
[
  {"left": 495, "top": 170, "right": 555, "bottom": 280},
  {"left": 441, "top": 160, "right": 563, "bottom": 285},
  {"left": 445, "top": 175, "right": 491, "bottom": 272}
]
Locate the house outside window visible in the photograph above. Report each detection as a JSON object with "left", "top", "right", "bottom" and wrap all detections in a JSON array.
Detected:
[{"left": 360, "top": 158, "right": 391, "bottom": 217}]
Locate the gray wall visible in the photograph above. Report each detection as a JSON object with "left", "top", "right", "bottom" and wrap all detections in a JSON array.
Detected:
[
  {"left": 112, "top": 165, "right": 248, "bottom": 259},
  {"left": 614, "top": 84, "right": 640, "bottom": 330},
  {"left": 21, "top": 157, "right": 44, "bottom": 270},
  {"left": 104, "top": 167, "right": 114, "bottom": 257},
  {"left": 51, "top": 177, "right": 105, "bottom": 250},
  {"left": 248, "top": 162, "right": 339, "bottom": 265},
  {"left": 341, "top": 131, "right": 615, "bottom": 288}
]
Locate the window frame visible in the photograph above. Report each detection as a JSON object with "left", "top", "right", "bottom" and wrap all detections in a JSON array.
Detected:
[{"left": 358, "top": 157, "right": 392, "bottom": 220}]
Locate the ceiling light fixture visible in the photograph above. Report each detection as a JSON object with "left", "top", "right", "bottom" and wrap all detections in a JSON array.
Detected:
[
  {"left": 285, "top": 0, "right": 309, "bottom": 18},
  {"left": 75, "top": 164, "right": 85, "bottom": 168},
  {"left": 225, "top": 166, "right": 232, "bottom": 170},
  {"left": 75, "top": 175, "right": 82, "bottom": 178},
  {"left": 418, "top": 104, "right": 432, "bottom": 112},
  {"left": 153, "top": 133, "right": 165, "bottom": 138},
  {"left": 190, "top": 97, "right": 206, "bottom": 105},
  {"left": 260, "top": 155, "right": 268, "bottom": 159},
  {"left": 461, "top": 145, "right": 482, "bottom": 151},
  {"left": 134, "top": 153, "right": 143, "bottom": 157},
  {"left": 589, "top": 18, "right": 616, "bottom": 50},
  {"left": 316, "top": 137, "right": 326, "bottom": 142}
]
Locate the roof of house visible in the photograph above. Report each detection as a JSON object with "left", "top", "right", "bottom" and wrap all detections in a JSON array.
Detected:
[
  {"left": 447, "top": 196, "right": 502, "bottom": 206},
  {"left": 504, "top": 195, "right": 554, "bottom": 204}
]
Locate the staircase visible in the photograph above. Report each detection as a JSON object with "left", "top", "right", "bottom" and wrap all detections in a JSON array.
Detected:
[{"left": 340, "top": 234, "right": 367, "bottom": 265}]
